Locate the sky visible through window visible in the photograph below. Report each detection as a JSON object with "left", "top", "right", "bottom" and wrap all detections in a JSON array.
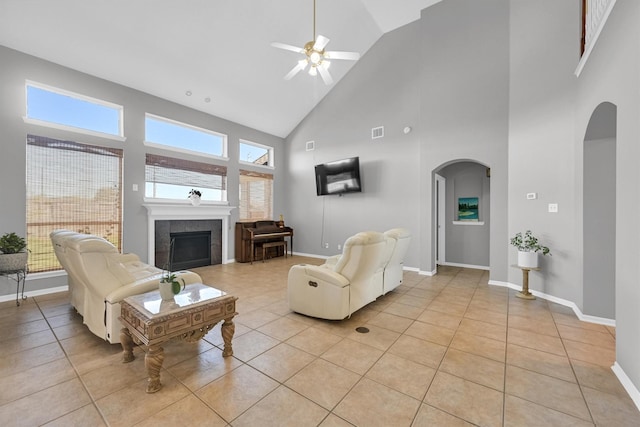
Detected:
[
  {"left": 27, "top": 85, "right": 121, "bottom": 136},
  {"left": 27, "top": 83, "right": 271, "bottom": 201}
]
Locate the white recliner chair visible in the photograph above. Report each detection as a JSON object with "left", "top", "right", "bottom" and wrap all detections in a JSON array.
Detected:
[
  {"left": 51, "top": 230, "right": 202, "bottom": 344},
  {"left": 382, "top": 228, "right": 411, "bottom": 294},
  {"left": 287, "top": 231, "right": 386, "bottom": 320}
]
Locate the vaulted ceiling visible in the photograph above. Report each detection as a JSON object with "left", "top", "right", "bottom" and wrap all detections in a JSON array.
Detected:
[{"left": 0, "top": 0, "right": 440, "bottom": 138}]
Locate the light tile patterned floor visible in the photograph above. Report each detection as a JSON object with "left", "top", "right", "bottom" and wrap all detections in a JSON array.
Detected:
[{"left": 1, "top": 258, "right": 639, "bottom": 426}]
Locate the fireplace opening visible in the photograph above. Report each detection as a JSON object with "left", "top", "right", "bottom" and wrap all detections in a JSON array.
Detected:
[{"left": 170, "top": 231, "right": 211, "bottom": 270}]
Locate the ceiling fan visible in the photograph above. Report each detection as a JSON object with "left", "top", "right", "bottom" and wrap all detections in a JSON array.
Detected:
[{"left": 271, "top": 0, "right": 360, "bottom": 85}]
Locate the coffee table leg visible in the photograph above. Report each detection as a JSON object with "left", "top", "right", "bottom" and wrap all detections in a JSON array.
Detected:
[
  {"left": 120, "top": 328, "right": 135, "bottom": 363},
  {"left": 145, "top": 345, "right": 164, "bottom": 393},
  {"left": 221, "top": 318, "right": 235, "bottom": 357}
]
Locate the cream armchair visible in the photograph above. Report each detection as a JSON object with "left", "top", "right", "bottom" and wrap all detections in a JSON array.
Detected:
[
  {"left": 382, "top": 228, "right": 411, "bottom": 294},
  {"left": 51, "top": 230, "right": 202, "bottom": 344},
  {"left": 288, "top": 231, "right": 386, "bottom": 320}
]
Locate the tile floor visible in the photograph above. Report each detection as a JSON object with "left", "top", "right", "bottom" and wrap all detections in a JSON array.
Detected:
[{"left": 1, "top": 258, "right": 639, "bottom": 426}]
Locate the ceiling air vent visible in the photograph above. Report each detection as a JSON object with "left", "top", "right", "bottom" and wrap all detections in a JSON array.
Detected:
[
  {"left": 306, "top": 141, "right": 315, "bottom": 151},
  {"left": 371, "top": 126, "right": 384, "bottom": 140}
]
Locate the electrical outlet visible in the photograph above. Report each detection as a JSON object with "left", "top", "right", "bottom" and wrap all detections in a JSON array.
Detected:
[
  {"left": 548, "top": 203, "right": 558, "bottom": 213},
  {"left": 324, "top": 243, "right": 329, "bottom": 249},
  {"left": 337, "top": 244, "right": 341, "bottom": 250}
]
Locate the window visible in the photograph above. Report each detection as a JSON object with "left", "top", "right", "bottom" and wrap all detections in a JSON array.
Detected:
[
  {"left": 145, "top": 154, "right": 227, "bottom": 201},
  {"left": 239, "top": 139, "right": 274, "bottom": 167},
  {"left": 25, "top": 82, "right": 123, "bottom": 138},
  {"left": 239, "top": 170, "right": 273, "bottom": 220},
  {"left": 145, "top": 114, "right": 227, "bottom": 158},
  {"left": 26, "top": 134, "right": 123, "bottom": 272}
]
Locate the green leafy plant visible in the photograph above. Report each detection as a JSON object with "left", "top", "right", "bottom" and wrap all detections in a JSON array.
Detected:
[
  {"left": 0, "top": 232, "right": 27, "bottom": 254},
  {"left": 510, "top": 230, "right": 551, "bottom": 256},
  {"left": 160, "top": 271, "right": 186, "bottom": 295}
]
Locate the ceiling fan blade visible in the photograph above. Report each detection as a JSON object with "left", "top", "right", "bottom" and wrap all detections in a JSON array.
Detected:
[
  {"left": 271, "top": 42, "right": 305, "bottom": 54},
  {"left": 325, "top": 50, "right": 360, "bottom": 61},
  {"left": 313, "top": 34, "right": 330, "bottom": 51},
  {"left": 318, "top": 65, "right": 334, "bottom": 85},
  {"left": 284, "top": 61, "right": 307, "bottom": 80}
]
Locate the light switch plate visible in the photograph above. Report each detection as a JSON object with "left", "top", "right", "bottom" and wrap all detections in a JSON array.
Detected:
[
  {"left": 132, "top": 184, "right": 138, "bottom": 191},
  {"left": 548, "top": 203, "right": 558, "bottom": 213}
]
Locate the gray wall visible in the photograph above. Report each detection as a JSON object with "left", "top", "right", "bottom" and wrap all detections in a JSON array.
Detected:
[
  {"left": 583, "top": 135, "right": 616, "bottom": 319},
  {"left": 285, "top": 20, "right": 422, "bottom": 265},
  {"left": 440, "top": 162, "right": 490, "bottom": 267},
  {"left": 508, "top": 0, "right": 580, "bottom": 299},
  {"left": 575, "top": 0, "right": 640, "bottom": 399},
  {"left": 0, "top": 45, "right": 285, "bottom": 296},
  {"left": 419, "top": 0, "right": 509, "bottom": 278}
]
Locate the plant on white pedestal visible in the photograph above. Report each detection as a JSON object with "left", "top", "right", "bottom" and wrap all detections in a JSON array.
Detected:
[{"left": 510, "top": 230, "right": 551, "bottom": 268}]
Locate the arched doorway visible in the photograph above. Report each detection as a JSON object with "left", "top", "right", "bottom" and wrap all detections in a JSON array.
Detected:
[
  {"left": 435, "top": 160, "right": 491, "bottom": 270},
  {"left": 583, "top": 102, "right": 616, "bottom": 319}
]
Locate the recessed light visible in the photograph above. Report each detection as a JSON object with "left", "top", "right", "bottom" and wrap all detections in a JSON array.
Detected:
[
  {"left": 185, "top": 90, "right": 192, "bottom": 96},
  {"left": 204, "top": 97, "right": 211, "bottom": 103}
]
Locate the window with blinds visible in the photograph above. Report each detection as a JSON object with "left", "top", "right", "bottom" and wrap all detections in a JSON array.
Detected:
[
  {"left": 26, "top": 134, "right": 123, "bottom": 272},
  {"left": 145, "top": 154, "right": 227, "bottom": 201},
  {"left": 239, "top": 170, "right": 273, "bottom": 220}
]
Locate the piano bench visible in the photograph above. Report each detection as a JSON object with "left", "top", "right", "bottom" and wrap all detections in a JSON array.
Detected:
[{"left": 261, "top": 241, "right": 287, "bottom": 262}]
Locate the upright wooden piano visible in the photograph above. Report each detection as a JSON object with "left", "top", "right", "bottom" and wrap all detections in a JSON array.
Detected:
[{"left": 235, "top": 220, "right": 293, "bottom": 263}]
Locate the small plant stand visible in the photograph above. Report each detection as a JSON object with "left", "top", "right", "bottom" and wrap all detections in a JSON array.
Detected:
[
  {"left": 512, "top": 265, "right": 540, "bottom": 300},
  {"left": 1, "top": 267, "right": 27, "bottom": 306}
]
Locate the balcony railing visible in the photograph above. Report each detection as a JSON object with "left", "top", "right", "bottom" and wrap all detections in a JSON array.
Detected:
[{"left": 578, "top": 0, "right": 616, "bottom": 75}]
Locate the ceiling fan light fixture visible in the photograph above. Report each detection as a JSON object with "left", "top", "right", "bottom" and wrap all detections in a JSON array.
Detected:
[
  {"left": 309, "top": 51, "right": 322, "bottom": 65},
  {"left": 272, "top": 0, "right": 359, "bottom": 85}
]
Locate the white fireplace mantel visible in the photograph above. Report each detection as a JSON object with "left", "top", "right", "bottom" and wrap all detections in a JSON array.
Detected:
[{"left": 143, "top": 203, "right": 235, "bottom": 266}]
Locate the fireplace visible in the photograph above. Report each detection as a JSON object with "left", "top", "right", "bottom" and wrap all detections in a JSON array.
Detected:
[
  {"left": 154, "top": 219, "right": 221, "bottom": 269},
  {"left": 143, "top": 203, "right": 234, "bottom": 268},
  {"left": 170, "top": 231, "right": 211, "bottom": 270}
]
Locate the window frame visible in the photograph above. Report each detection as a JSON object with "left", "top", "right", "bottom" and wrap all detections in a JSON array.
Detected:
[
  {"left": 23, "top": 80, "right": 125, "bottom": 141},
  {"left": 239, "top": 139, "right": 275, "bottom": 169},
  {"left": 144, "top": 113, "right": 228, "bottom": 160}
]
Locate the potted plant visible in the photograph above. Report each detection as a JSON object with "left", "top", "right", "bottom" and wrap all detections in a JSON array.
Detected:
[
  {"left": 510, "top": 230, "right": 551, "bottom": 268},
  {"left": 188, "top": 189, "right": 202, "bottom": 206},
  {"left": 159, "top": 271, "right": 186, "bottom": 300},
  {"left": 0, "top": 232, "right": 29, "bottom": 272}
]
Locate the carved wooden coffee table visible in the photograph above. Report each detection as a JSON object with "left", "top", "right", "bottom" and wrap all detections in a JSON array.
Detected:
[{"left": 119, "top": 283, "right": 237, "bottom": 393}]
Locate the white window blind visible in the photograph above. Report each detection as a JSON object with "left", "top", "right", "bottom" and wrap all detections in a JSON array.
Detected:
[
  {"left": 145, "top": 154, "right": 227, "bottom": 201},
  {"left": 26, "top": 134, "right": 123, "bottom": 272},
  {"left": 239, "top": 169, "right": 273, "bottom": 220}
]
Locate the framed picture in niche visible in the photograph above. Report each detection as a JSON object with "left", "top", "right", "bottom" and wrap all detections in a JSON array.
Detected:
[{"left": 458, "top": 197, "right": 479, "bottom": 221}]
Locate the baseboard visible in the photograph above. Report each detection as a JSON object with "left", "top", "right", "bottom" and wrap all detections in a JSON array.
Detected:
[
  {"left": 0, "top": 285, "right": 69, "bottom": 303},
  {"left": 487, "top": 280, "right": 615, "bottom": 327},
  {"left": 612, "top": 362, "right": 640, "bottom": 411},
  {"left": 439, "top": 261, "right": 490, "bottom": 271}
]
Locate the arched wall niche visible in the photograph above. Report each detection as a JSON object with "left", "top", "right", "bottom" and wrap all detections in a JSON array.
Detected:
[{"left": 582, "top": 101, "right": 617, "bottom": 319}]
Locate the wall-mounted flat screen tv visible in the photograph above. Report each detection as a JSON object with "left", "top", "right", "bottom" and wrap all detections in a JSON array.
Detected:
[{"left": 315, "top": 157, "right": 362, "bottom": 196}]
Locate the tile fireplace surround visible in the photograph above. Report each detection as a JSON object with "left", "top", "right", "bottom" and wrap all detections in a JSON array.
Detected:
[{"left": 143, "top": 203, "right": 235, "bottom": 267}]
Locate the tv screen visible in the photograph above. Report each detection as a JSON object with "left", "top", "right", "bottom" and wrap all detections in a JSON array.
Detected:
[{"left": 315, "top": 157, "right": 362, "bottom": 196}]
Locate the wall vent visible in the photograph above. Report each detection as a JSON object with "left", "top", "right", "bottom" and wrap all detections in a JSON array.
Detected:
[
  {"left": 371, "top": 126, "right": 384, "bottom": 139},
  {"left": 306, "top": 140, "right": 315, "bottom": 151}
]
